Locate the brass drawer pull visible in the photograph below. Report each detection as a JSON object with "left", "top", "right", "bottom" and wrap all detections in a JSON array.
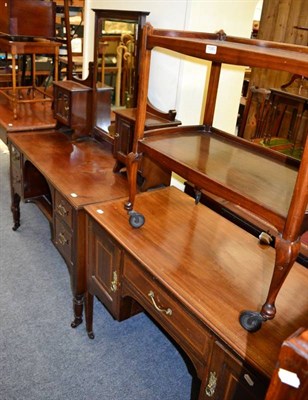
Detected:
[
  {"left": 205, "top": 371, "right": 217, "bottom": 397},
  {"left": 58, "top": 232, "right": 68, "bottom": 246},
  {"left": 148, "top": 291, "right": 172, "bottom": 316},
  {"left": 57, "top": 203, "right": 68, "bottom": 217},
  {"left": 244, "top": 373, "right": 254, "bottom": 386}
]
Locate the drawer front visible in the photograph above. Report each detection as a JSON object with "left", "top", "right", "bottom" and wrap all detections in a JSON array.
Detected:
[
  {"left": 114, "top": 117, "right": 134, "bottom": 156},
  {"left": 203, "top": 341, "right": 268, "bottom": 400},
  {"left": 54, "top": 217, "right": 73, "bottom": 266},
  {"left": 123, "top": 255, "right": 211, "bottom": 363},
  {"left": 54, "top": 191, "right": 73, "bottom": 228},
  {"left": 87, "top": 218, "right": 122, "bottom": 317}
]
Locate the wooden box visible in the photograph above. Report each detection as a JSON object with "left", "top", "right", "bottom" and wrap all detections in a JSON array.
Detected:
[{"left": 0, "top": 0, "right": 56, "bottom": 38}]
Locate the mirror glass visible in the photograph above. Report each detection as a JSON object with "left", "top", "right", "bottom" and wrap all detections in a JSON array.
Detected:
[
  {"left": 91, "top": 10, "right": 149, "bottom": 140},
  {"left": 96, "top": 18, "right": 138, "bottom": 109}
]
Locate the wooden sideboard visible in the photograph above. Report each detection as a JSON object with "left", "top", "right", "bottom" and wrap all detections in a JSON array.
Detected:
[
  {"left": 84, "top": 187, "right": 308, "bottom": 399},
  {"left": 8, "top": 130, "right": 129, "bottom": 327}
]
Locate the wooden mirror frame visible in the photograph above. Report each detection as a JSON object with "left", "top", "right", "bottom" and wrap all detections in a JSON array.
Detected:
[{"left": 91, "top": 9, "right": 149, "bottom": 143}]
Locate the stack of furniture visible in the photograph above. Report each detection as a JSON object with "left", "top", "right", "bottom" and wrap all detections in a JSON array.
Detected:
[
  {"left": 83, "top": 23, "right": 308, "bottom": 400},
  {"left": 5, "top": 11, "right": 308, "bottom": 400}
]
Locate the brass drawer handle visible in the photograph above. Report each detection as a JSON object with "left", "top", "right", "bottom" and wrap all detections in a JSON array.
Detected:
[
  {"left": 58, "top": 232, "right": 68, "bottom": 246},
  {"left": 205, "top": 371, "right": 217, "bottom": 397},
  {"left": 244, "top": 373, "right": 254, "bottom": 386},
  {"left": 148, "top": 291, "right": 172, "bottom": 316},
  {"left": 57, "top": 203, "right": 68, "bottom": 217}
]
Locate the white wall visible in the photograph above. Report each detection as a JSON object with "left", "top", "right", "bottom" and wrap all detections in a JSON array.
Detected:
[
  {"left": 84, "top": 0, "right": 258, "bottom": 132},
  {"left": 177, "top": 0, "right": 258, "bottom": 131},
  {"left": 83, "top": 0, "right": 188, "bottom": 113}
]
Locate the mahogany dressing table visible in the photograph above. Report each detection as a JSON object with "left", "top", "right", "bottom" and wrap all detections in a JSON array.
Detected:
[
  {"left": 8, "top": 130, "right": 129, "bottom": 327},
  {"left": 84, "top": 187, "right": 308, "bottom": 399}
]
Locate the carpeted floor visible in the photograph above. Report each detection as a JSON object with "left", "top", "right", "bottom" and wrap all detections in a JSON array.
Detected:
[{"left": 0, "top": 140, "right": 192, "bottom": 400}]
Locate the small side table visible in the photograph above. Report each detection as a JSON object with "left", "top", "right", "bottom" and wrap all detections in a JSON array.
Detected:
[{"left": 0, "top": 37, "right": 61, "bottom": 119}]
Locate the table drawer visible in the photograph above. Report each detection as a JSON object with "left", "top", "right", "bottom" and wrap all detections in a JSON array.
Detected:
[
  {"left": 123, "top": 255, "right": 211, "bottom": 362},
  {"left": 54, "top": 191, "right": 73, "bottom": 228},
  {"left": 54, "top": 216, "right": 73, "bottom": 266}
]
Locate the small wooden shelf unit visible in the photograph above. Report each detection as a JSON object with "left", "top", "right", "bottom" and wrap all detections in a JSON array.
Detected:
[{"left": 126, "top": 24, "right": 308, "bottom": 333}]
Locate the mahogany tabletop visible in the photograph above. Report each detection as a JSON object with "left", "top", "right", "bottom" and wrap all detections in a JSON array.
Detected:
[{"left": 8, "top": 130, "right": 129, "bottom": 208}]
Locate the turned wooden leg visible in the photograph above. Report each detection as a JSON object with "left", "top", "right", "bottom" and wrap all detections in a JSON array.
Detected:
[
  {"left": 260, "top": 236, "right": 301, "bottom": 320},
  {"left": 71, "top": 294, "right": 83, "bottom": 329},
  {"left": 124, "top": 152, "right": 141, "bottom": 212},
  {"left": 85, "top": 292, "right": 95, "bottom": 339},
  {"left": 11, "top": 192, "right": 21, "bottom": 231},
  {"left": 124, "top": 152, "right": 145, "bottom": 228},
  {"left": 240, "top": 235, "right": 301, "bottom": 332}
]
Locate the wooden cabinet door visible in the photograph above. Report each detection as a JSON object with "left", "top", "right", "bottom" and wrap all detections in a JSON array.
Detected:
[
  {"left": 87, "top": 218, "right": 122, "bottom": 318},
  {"left": 54, "top": 86, "right": 71, "bottom": 126},
  {"left": 114, "top": 116, "right": 134, "bottom": 159},
  {"left": 202, "top": 341, "right": 268, "bottom": 400}
]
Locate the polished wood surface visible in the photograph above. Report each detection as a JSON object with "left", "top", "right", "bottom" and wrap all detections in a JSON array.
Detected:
[
  {"left": 114, "top": 107, "right": 180, "bottom": 129},
  {"left": 85, "top": 186, "right": 308, "bottom": 379},
  {"left": 139, "top": 128, "right": 302, "bottom": 230},
  {"left": 8, "top": 131, "right": 128, "bottom": 208}
]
